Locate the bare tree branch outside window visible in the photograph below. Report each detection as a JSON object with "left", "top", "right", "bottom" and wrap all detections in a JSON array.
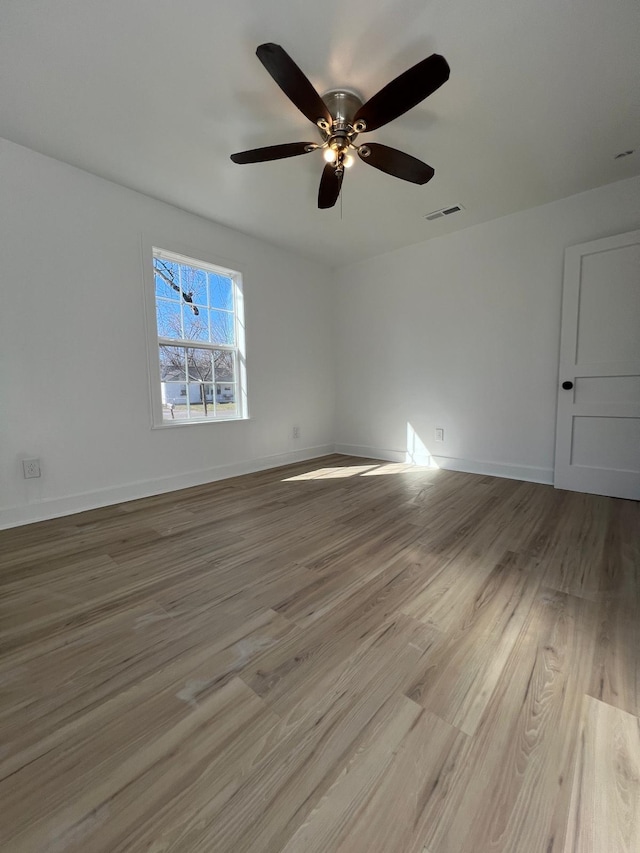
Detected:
[{"left": 153, "top": 259, "right": 199, "bottom": 315}]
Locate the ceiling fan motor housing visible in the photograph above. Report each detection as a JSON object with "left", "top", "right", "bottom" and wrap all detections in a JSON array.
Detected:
[
  {"left": 321, "top": 89, "right": 364, "bottom": 160},
  {"left": 322, "top": 89, "right": 363, "bottom": 127}
]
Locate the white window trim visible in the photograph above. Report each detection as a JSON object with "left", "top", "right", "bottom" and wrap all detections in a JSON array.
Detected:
[{"left": 141, "top": 238, "right": 249, "bottom": 429}]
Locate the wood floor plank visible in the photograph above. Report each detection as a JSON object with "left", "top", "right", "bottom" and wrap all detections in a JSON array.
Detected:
[
  {"left": 279, "top": 694, "right": 425, "bottom": 853},
  {"left": 315, "top": 710, "right": 467, "bottom": 853},
  {"left": 274, "top": 538, "right": 442, "bottom": 628},
  {"left": 405, "top": 550, "right": 542, "bottom": 734},
  {"left": 588, "top": 594, "right": 640, "bottom": 717},
  {"left": 563, "top": 696, "right": 640, "bottom": 853},
  {"left": 0, "top": 607, "right": 293, "bottom": 779},
  {"left": 202, "top": 615, "right": 437, "bottom": 853},
  {"left": 241, "top": 556, "right": 440, "bottom": 716},
  {"left": 539, "top": 492, "right": 615, "bottom": 597},
  {"left": 4, "top": 677, "right": 279, "bottom": 853},
  {"left": 422, "top": 587, "right": 599, "bottom": 853}
]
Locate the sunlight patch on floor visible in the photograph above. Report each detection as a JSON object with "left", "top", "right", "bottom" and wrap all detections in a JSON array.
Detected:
[
  {"left": 282, "top": 465, "right": 380, "bottom": 481},
  {"left": 360, "top": 463, "right": 433, "bottom": 476},
  {"left": 283, "top": 462, "right": 442, "bottom": 481}
]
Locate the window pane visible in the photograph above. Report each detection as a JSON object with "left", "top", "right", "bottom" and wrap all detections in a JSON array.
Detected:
[
  {"left": 157, "top": 299, "right": 182, "bottom": 339},
  {"left": 214, "top": 350, "right": 235, "bottom": 382},
  {"left": 154, "top": 260, "right": 180, "bottom": 300},
  {"left": 217, "top": 401, "right": 238, "bottom": 418},
  {"left": 170, "top": 398, "right": 190, "bottom": 420},
  {"left": 182, "top": 308, "right": 209, "bottom": 342},
  {"left": 209, "top": 274, "right": 234, "bottom": 310},
  {"left": 216, "top": 383, "right": 237, "bottom": 418},
  {"left": 179, "top": 383, "right": 213, "bottom": 420},
  {"left": 159, "top": 346, "right": 186, "bottom": 381},
  {"left": 210, "top": 310, "right": 235, "bottom": 345},
  {"left": 182, "top": 266, "right": 208, "bottom": 306},
  {"left": 186, "top": 348, "right": 213, "bottom": 382}
]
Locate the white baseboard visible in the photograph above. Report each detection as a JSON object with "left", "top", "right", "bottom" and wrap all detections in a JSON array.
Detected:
[
  {"left": 0, "top": 445, "right": 334, "bottom": 529},
  {"left": 334, "top": 444, "right": 407, "bottom": 464},
  {"left": 334, "top": 443, "right": 554, "bottom": 485}
]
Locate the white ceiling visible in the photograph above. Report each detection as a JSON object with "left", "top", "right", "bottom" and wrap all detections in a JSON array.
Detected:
[{"left": 1, "top": 0, "right": 639, "bottom": 266}]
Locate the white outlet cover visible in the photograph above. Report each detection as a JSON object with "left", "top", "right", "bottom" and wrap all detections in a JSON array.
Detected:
[
  {"left": 435, "top": 428, "right": 444, "bottom": 442},
  {"left": 23, "top": 458, "right": 41, "bottom": 478}
]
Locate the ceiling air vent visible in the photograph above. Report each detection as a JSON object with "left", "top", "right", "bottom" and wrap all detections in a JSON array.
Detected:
[{"left": 424, "top": 203, "right": 465, "bottom": 221}]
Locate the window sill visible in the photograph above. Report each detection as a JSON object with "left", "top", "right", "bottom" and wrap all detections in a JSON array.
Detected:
[{"left": 151, "top": 416, "right": 250, "bottom": 430}]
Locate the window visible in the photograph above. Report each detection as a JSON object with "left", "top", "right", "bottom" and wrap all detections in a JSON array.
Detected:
[{"left": 147, "top": 246, "right": 247, "bottom": 425}]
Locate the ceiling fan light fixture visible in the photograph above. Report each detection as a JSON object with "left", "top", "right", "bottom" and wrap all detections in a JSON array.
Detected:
[{"left": 230, "top": 44, "right": 450, "bottom": 209}]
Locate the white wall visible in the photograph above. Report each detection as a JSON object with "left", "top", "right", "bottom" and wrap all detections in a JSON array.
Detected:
[
  {"left": 334, "top": 176, "right": 640, "bottom": 482},
  {"left": 0, "top": 140, "right": 334, "bottom": 527}
]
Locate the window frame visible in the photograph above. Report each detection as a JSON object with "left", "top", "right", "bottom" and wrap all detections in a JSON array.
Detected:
[{"left": 142, "top": 239, "right": 248, "bottom": 429}]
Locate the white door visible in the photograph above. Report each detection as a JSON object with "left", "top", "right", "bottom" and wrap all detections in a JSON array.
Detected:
[{"left": 554, "top": 229, "right": 640, "bottom": 500}]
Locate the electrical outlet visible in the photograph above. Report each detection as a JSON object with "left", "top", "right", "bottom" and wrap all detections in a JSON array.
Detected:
[
  {"left": 23, "top": 458, "right": 41, "bottom": 479},
  {"left": 435, "top": 428, "right": 444, "bottom": 442},
  {"left": 292, "top": 425, "right": 300, "bottom": 440}
]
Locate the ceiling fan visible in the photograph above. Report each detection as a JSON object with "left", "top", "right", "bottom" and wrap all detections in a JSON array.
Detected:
[{"left": 230, "top": 43, "right": 450, "bottom": 209}]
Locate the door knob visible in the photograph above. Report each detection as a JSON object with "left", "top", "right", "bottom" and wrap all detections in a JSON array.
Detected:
[{"left": 562, "top": 380, "right": 574, "bottom": 390}]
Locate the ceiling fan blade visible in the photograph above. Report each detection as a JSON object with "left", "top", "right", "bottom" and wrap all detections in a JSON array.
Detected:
[
  {"left": 353, "top": 54, "right": 450, "bottom": 132},
  {"left": 230, "top": 142, "right": 317, "bottom": 164},
  {"left": 318, "top": 163, "right": 343, "bottom": 209},
  {"left": 358, "top": 143, "right": 434, "bottom": 184},
  {"left": 256, "top": 43, "right": 332, "bottom": 126}
]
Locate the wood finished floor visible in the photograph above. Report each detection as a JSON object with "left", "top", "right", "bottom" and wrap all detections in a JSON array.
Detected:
[{"left": 0, "top": 454, "right": 638, "bottom": 852}]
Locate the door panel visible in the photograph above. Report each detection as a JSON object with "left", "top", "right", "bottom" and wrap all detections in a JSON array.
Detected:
[
  {"left": 554, "top": 230, "right": 640, "bottom": 499},
  {"left": 571, "top": 417, "right": 640, "bottom": 471},
  {"left": 574, "top": 375, "right": 640, "bottom": 405},
  {"left": 576, "top": 247, "right": 640, "bottom": 364}
]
